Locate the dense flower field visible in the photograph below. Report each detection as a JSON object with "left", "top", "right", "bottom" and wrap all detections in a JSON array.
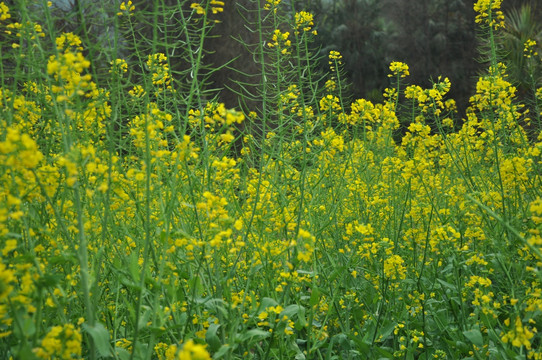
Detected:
[{"left": 1, "top": 0, "right": 542, "bottom": 359}]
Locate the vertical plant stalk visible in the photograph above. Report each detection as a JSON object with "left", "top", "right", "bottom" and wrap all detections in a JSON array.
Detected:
[
  {"left": 73, "top": 181, "right": 97, "bottom": 360},
  {"left": 51, "top": 62, "right": 98, "bottom": 357},
  {"left": 486, "top": 2, "right": 508, "bottom": 226}
]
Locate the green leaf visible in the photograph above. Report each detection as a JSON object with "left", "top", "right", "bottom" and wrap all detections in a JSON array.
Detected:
[
  {"left": 83, "top": 322, "right": 112, "bottom": 357},
  {"left": 206, "top": 323, "right": 221, "bottom": 352},
  {"left": 259, "top": 297, "right": 279, "bottom": 311},
  {"left": 137, "top": 306, "right": 152, "bottom": 331},
  {"left": 454, "top": 340, "right": 469, "bottom": 353},
  {"left": 345, "top": 332, "right": 370, "bottom": 353},
  {"left": 115, "top": 347, "right": 131, "bottom": 360},
  {"left": 204, "top": 298, "right": 229, "bottom": 320},
  {"left": 129, "top": 252, "right": 141, "bottom": 283},
  {"left": 327, "top": 266, "right": 346, "bottom": 283},
  {"left": 436, "top": 278, "right": 456, "bottom": 290},
  {"left": 281, "top": 304, "right": 301, "bottom": 319},
  {"left": 239, "top": 328, "right": 270, "bottom": 342},
  {"left": 14, "top": 344, "right": 34, "bottom": 359},
  {"left": 463, "top": 329, "right": 483, "bottom": 347},
  {"left": 279, "top": 304, "right": 307, "bottom": 329},
  {"left": 35, "top": 274, "right": 61, "bottom": 289},
  {"left": 22, "top": 316, "right": 36, "bottom": 338},
  {"left": 297, "top": 306, "right": 307, "bottom": 329},
  {"left": 188, "top": 276, "right": 203, "bottom": 298},
  {"left": 309, "top": 286, "right": 321, "bottom": 307},
  {"left": 289, "top": 338, "right": 305, "bottom": 360},
  {"left": 377, "top": 322, "right": 396, "bottom": 342},
  {"left": 213, "top": 344, "right": 232, "bottom": 359}
]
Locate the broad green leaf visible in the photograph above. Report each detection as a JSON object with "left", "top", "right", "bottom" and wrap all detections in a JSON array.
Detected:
[
  {"left": 309, "top": 286, "right": 321, "bottom": 307},
  {"left": 213, "top": 344, "right": 232, "bottom": 359},
  {"left": 463, "top": 329, "right": 483, "bottom": 347},
  {"left": 239, "top": 328, "right": 270, "bottom": 342},
  {"left": 206, "top": 323, "right": 221, "bottom": 352},
  {"left": 83, "top": 322, "right": 112, "bottom": 357}
]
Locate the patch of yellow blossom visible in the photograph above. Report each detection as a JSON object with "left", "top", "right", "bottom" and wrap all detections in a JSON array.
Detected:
[
  {"left": 328, "top": 50, "right": 342, "bottom": 72},
  {"left": 0, "top": 2, "right": 11, "bottom": 21},
  {"left": 117, "top": 1, "right": 135, "bottom": 16},
  {"left": 524, "top": 39, "right": 539, "bottom": 58},
  {"left": 268, "top": 29, "right": 292, "bottom": 55},
  {"left": 110, "top": 58, "right": 128, "bottom": 75},
  {"left": 473, "top": 0, "right": 505, "bottom": 30},
  {"left": 33, "top": 324, "right": 82, "bottom": 359},
  {"left": 190, "top": 1, "right": 224, "bottom": 17},
  {"left": 146, "top": 53, "right": 173, "bottom": 94},
  {"left": 295, "top": 11, "right": 316, "bottom": 35},
  {"left": 501, "top": 316, "right": 536, "bottom": 350},
  {"left": 383, "top": 254, "right": 406, "bottom": 280},
  {"left": 264, "top": 0, "right": 281, "bottom": 13},
  {"left": 157, "top": 339, "right": 211, "bottom": 360},
  {"left": 209, "top": 0, "right": 224, "bottom": 14},
  {"left": 388, "top": 61, "right": 410, "bottom": 78}
]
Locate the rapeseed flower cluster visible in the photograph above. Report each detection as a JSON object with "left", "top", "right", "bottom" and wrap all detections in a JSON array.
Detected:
[
  {"left": 117, "top": 1, "right": 135, "bottom": 16},
  {"left": 501, "top": 317, "right": 536, "bottom": 350},
  {"left": 267, "top": 29, "right": 291, "bottom": 55},
  {"left": 388, "top": 61, "right": 410, "bottom": 78},
  {"left": 474, "top": 0, "right": 505, "bottom": 30},
  {"left": 146, "top": 53, "right": 173, "bottom": 94},
  {"left": 0, "top": 2, "right": 10, "bottom": 22},
  {"left": 157, "top": 340, "right": 211, "bottom": 360},
  {"left": 264, "top": 0, "right": 281, "bottom": 13},
  {"left": 328, "top": 50, "right": 342, "bottom": 74},
  {"left": 33, "top": 324, "right": 82, "bottom": 359},
  {"left": 295, "top": 11, "right": 317, "bottom": 35},
  {"left": 190, "top": 0, "right": 224, "bottom": 20},
  {"left": 110, "top": 58, "right": 128, "bottom": 75},
  {"left": 524, "top": 39, "right": 539, "bottom": 58},
  {"left": 190, "top": 2, "right": 206, "bottom": 16}
]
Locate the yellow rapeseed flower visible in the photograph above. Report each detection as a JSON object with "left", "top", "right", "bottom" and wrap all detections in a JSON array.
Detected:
[
  {"left": 175, "top": 339, "right": 211, "bottom": 360},
  {"left": 388, "top": 62, "right": 410, "bottom": 78},
  {"left": 501, "top": 317, "right": 536, "bottom": 350},
  {"left": 383, "top": 254, "right": 406, "bottom": 280},
  {"left": 0, "top": 261, "right": 14, "bottom": 300},
  {"left": 110, "top": 58, "right": 128, "bottom": 74},
  {"left": 0, "top": 2, "right": 11, "bottom": 21},
  {"left": 295, "top": 11, "right": 317, "bottom": 35},
  {"left": 264, "top": 0, "right": 281, "bottom": 13},
  {"left": 473, "top": 0, "right": 505, "bottom": 29},
  {"left": 524, "top": 39, "right": 538, "bottom": 58},
  {"left": 210, "top": 0, "right": 224, "bottom": 14},
  {"left": 117, "top": 1, "right": 135, "bottom": 16},
  {"left": 190, "top": 3, "right": 205, "bottom": 15},
  {"left": 33, "top": 324, "right": 82, "bottom": 359}
]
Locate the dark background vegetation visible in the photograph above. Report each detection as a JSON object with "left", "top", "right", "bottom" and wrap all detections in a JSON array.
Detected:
[
  {"left": 5, "top": 0, "right": 542, "bottom": 119},
  {"left": 305, "top": 0, "right": 542, "bottom": 116}
]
